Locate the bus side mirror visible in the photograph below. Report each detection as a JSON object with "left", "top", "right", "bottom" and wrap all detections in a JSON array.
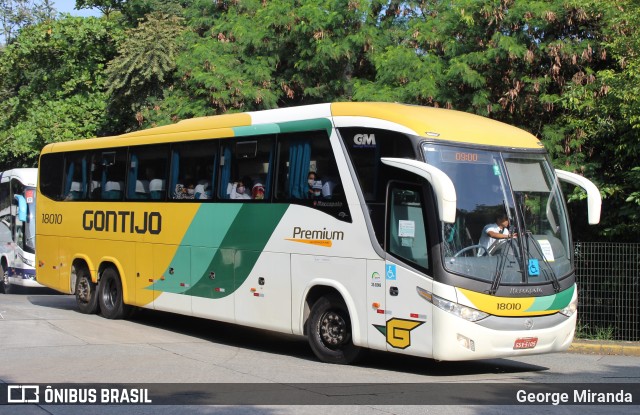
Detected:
[
  {"left": 14, "top": 195, "right": 27, "bottom": 222},
  {"left": 555, "top": 169, "right": 601, "bottom": 225},
  {"left": 381, "top": 158, "right": 457, "bottom": 223}
]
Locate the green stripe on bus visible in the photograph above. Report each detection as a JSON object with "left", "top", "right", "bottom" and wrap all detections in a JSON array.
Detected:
[
  {"left": 526, "top": 295, "right": 555, "bottom": 312},
  {"left": 232, "top": 119, "right": 332, "bottom": 138},
  {"left": 184, "top": 203, "right": 289, "bottom": 299},
  {"left": 233, "top": 124, "right": 280, "bottom": 137},
  {"left": 548, "top": 285, "right": 575, "bottom": 310},
  {"left": 525, "top": 285, "right": 574, "bottom": 312},
  {"left": 147, "top": 204, "right": 243, "bottom": 295},
  {"left": 277, "top": 119, "right": 333, "bottom": 134}
]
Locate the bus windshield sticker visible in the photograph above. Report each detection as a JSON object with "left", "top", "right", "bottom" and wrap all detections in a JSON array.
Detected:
[
  {"left": 537, "top": 240, "right": 555, "bottom": 262},
  {"left": 398, "top": 220, "right": 415, "bottom": 238}
]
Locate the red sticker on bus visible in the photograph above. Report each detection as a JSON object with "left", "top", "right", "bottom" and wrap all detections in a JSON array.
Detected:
[{"left": 513, "top": 337, "right": 538, "bottom": 350}]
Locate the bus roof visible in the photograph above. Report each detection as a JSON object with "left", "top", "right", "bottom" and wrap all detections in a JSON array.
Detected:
[
  {"left": 41, "top": 102, "right": 543, "bottom": 153},
  {"left": 0, "top": 168, "right": 38, "bottom": 186}
]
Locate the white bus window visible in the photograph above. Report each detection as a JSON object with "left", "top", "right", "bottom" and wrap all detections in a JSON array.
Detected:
[
  {"left": 274, "top": 131, "right": 349, "bottom": 221},
  {"left": 219, "top": 136, "right": 274, "bottom": 201},
  {"left": 0, "top": 219, "right": 11, "bottom": 243},
  {"left": 0, "top": 181, "right": 9, "bottom": 216},
  {"left": 340, "top": 128, "right": 415, "bottom": 202},
  {"left": 387, "top": 185, "right": 429, "bottom": 271}
]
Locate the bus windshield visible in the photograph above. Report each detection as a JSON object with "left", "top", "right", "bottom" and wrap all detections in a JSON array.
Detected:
[{"left": 423, "top": 144, "right": 572, "bottom": 287}]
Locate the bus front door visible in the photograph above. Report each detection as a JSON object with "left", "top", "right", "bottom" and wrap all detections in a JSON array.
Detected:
[{"left": 383, "top": 182, "right": 434, "bottom": 357}]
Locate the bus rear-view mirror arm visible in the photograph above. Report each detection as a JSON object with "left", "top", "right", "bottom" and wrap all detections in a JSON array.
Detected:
[
  {"left": 555, "top": 169, "right": 602, "bottom": 225},
  {"left": 381, "top": 158, "right": 457, "bottom": 223}
]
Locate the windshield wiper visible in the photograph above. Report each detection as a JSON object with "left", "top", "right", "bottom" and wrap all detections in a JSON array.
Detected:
[{"left": 489, "top": 236, "right": 519, "bottom": 295}]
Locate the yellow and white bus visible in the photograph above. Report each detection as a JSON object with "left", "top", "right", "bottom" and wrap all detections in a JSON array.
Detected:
[
  {"left": 36, "top": 102, "right": 601, "bottom": 363},
  {"left": 1, "top": 168, "right": 42, "bottom": 294}
]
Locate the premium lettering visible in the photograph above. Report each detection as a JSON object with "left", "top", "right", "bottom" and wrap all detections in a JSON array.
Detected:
[
  {"left": 82, "top": 210, "right": 161, "bottom": 234},
  {"left": 292, "top": 226, "right": 344, "bottom": 241}
]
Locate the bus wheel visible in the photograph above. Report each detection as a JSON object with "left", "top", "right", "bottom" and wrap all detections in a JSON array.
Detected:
[
  {"left": 75, "top": 266, "right": 99, "bottom": 314},
  {"left": 307, "top": 294, "right": 363, "bottom": 364},
  {"left": 98, "top": 267, "right": 130, "bottom": 319},
  {"left": 1, "top": 263, "right": 11, "bottom": 294}
]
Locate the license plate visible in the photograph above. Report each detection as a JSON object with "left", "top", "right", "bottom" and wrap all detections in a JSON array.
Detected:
[{"left": 513, "top": 337, "right": 538, "bottom": 350}]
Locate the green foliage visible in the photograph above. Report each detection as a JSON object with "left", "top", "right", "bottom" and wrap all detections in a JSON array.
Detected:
[
  {"left": 0, "top": 0, "right": 638, "bottom": 240},
  {"left": 0, "top": 16, "right": 120, "bottom": 167},
  {"left": 104, "top": 12, "right": 185, "bottom": 131},
  {"left": 144, "top": 0, "right": 386, "bottom": 124},
  {"left": 75, "top": 0, "right": 125, "bottom": 18}
]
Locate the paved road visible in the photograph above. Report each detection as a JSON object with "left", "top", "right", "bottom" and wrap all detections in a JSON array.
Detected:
[{"left": 1, "top": 290, "right": 639, "bottom": 414}]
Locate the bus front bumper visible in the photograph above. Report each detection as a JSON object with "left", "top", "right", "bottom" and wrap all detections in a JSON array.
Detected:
[{"left": 432, "top": 307, "right": 576, "bottom": 361}]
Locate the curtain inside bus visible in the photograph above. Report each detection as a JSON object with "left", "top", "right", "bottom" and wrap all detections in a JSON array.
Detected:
[
  {"left": 220, "top": 146, "right": 232, "bottom": 199},
  {"left": 288, "top": 138, "right": 311, "bottom": 199}
]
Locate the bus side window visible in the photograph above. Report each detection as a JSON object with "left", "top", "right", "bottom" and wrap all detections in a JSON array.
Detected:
[
  {"left": 90, "top": 150, "right": 127, "bottom": 201},
  {"left": 63, "top": 153, "right": 88, "bottom": 201},
  {"left": 0, "top": 219, "right": 11, "bottom": 243},
  {"left": 39, "top": 153, "right": 65, "bottom": 201},
  {"left": 171, "top": 140, "right": 218, "bottom": 201},
  {"left": 275, "top": 131, "right": 350, "bottom": 221},
  {"left": 0, "top": 180, "right": 10, "bottom": 216},
  {"left": 127, "top": 144, "right": 169, "bottom": 201},
  {"left": 219, "top": 136, "right": 274, "bottom": 201},
  {"left": 387, "top": 184, "right": 429, "bottom": 271}
]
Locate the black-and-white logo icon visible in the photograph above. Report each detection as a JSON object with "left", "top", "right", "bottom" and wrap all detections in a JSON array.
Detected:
[{"left": 7, "top": 385, "right": 40, "bottom": 403}]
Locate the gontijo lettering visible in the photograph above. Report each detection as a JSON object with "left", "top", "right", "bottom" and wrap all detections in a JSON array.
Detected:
[{"left": 82, "top": 210, "right": 162, "bottom": 234}]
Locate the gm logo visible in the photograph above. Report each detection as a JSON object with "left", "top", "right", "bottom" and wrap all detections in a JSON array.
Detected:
[{"left": 353, "top": 134, "right": 376, "bottom": 147}]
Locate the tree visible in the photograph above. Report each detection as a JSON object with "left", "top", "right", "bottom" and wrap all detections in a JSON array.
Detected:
[
  {"left": 140, "top": 0, "right": 387, "bottom": 125},
  {"left": 1, "top": 0, "right": 54, "bottom": 45},
  {"left": 75, "top": 0, "right": 124, "bottom": 19},
  {"left": 103, "top": 12, "right": 185, "bottom": 132},
  {"left": 353, "top": 0, "right": 636, "bottom": 241},
  {"left": 0, "top": 16, "right": 121, "bottom": 168}
]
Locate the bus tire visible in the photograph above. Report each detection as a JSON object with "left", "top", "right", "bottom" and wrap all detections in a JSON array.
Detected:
[
  {"left": 98, "top": 267, "right": 130, "bottom": 319},
  {"left": 1, "top": 263, "right": 11, "bottom": 294},
  {"left": 307, "top": 294, "right": 363, "bottom": 364},
  {"left": 75, "top": 265, "right": 99, "bottom": 314}
]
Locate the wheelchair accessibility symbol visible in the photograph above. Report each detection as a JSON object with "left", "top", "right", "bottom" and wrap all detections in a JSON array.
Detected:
[
  {"left": 528, "top": 259, "right": 540, "bottom": 276},
  {"left": 385, "top": 264, "right": 397, "bottom": 280}
]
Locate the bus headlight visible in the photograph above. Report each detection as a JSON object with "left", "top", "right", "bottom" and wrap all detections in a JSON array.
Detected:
[
  {"left": 559, "top": 296, "right": 578, "bottom": 317},
  {"left": 417, "top": 287, "right": 489, "bottom": 322}
]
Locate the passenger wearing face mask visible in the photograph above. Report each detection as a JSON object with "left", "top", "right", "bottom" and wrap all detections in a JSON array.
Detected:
[
  {"left": 307, "top": 171, "right": 318, "bottom": 198},
  {"left": 230, "top": 176, "right": 252, "bottom": 200},
  {"left": 174, "top": 179, "right": 196, "bottom": 199},
  {"left": 310, "top": 181, "right": 323, "bottom": 199}
]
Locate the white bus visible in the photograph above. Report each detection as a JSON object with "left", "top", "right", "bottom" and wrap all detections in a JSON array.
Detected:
[
  {"left": 1, "top": 168, "right": 42, "bottom": 294},
  {"left": 36, "top": 102, "right": 601, "bottom": 362}
]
